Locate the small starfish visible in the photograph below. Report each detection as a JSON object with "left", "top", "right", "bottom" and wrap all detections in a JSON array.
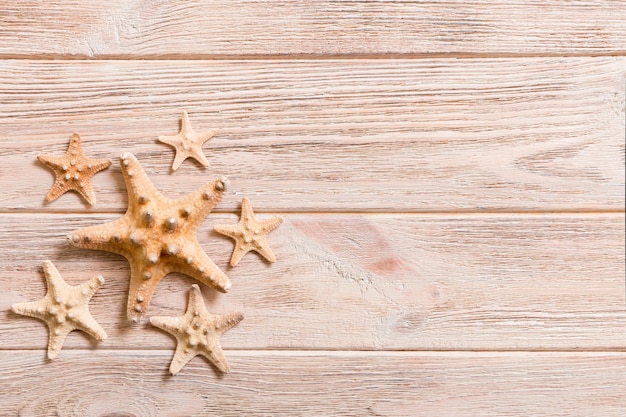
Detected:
[
  {"left": 38, "top": 133, "right": 112, "bottom": 205},
  {"left": 158, "top": 111, "right": 216, "bottom": 171},
  {"left": 11, "top": 260, "right": 107, "bottom": 360},
  {"left": 214, "top": 197, "right": 283, "bottom": 267},
  {"left": 68, "top": 153, "right": 231, "bottom": 322},
  {"left": 150, "top": 284, "right": 243, "bottom": 374}
]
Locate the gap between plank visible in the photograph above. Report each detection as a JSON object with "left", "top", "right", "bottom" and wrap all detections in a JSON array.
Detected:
[
  {"left": 1, "top": 52, "right": 626, "bottom": 61},
  {"left": 0, "top": 209, "right": 623, "bottom": 217},
  {"left": 1, "top": 348, "right": 625, "bottom": 356}
]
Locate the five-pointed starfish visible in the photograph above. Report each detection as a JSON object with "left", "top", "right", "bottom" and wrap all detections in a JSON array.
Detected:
[
  {"left": 11, "top": 260, "right": 107, "bottom": 360},
  {"left": 38, "top": 133, "right": 112, "bottom": 205},
  {"left": 214, "top": 197, "right": 283, "bottom": 267},
  {"left": 68, "top": 152, "right": 231, "bottom": 322},
  {"left": 158, "top": 111, "right": 216, "bottom": 171},
  {"left": 150, "top": 284, "right": 243, "bottom": 374}
]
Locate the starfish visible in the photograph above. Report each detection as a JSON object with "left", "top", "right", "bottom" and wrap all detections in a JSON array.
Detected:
[
  {"left": 158, "top": 111, "right": 216, "bottom": 171},
  {"left": 11, "top": 260, "right": 107, "bottom": 360},
  {"left": 214, "top": 197, "right": 283, "bottom": 267},
  {"left": 150, "top": 284, "right": 243, "bottom": 374},
  {"left": 68, "top": 152, "right": 231, "bottom": 323},
  {"left": 38, "top": 133, "right": 112, "bottom": 205}
]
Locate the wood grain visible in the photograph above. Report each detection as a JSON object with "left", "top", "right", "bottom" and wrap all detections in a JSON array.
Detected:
[
  {"left": 1, "top": 350, "right": 625, "bottom": 416},
  {"left": 1, "top": 1, "right": 626, "bottom": 58},
  {"left": 1, "top": 58, "right": 624, "bottom": 212},
  {"left": 1, "top": 213, "right": 623, "bottom": 350},
  {"left": 3, "top": 0, "right": 625, "bottom": 414}
]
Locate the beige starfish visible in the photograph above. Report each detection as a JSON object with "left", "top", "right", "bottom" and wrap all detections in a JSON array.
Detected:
[
  {"left": 38, "top": 133, "right": 112, "bottom": 205},
  {"left": 68, "top": 153, "right": 231, "bottom": 323},
  {"left": 150, "top": 284, "right": 243, "bottom": 374},
  {"left": 11, "top": 260, "right": 107, "bottom": 360},
  {"left": 214, "top": 197, "right": 283, "bottom": 267},
  {"left": 158, "top": 111, "right": 216, "bottom": 171}
]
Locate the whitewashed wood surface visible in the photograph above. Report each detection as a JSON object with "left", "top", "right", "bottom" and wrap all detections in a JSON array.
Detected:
[
  {"left": 1, "top": 59, "right": 624, "bottom": 212},
  {"left": 0, "top": 1, "right": 624, "bottom": 416},
  {"left": 1, "top": 1, "right": 626, "bottom": 57},
  {"left": 2, "top": 351, "right": 625, "bottom": 417}
]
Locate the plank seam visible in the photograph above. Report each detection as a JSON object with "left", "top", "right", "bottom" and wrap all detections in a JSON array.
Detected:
[
  {"left": 1, "top": 348, "right": 625, "bottom": 355},
  {"left": 1, "top": 52, "right": 626, "bottom": 61},
  {"left": 0, "top": 210, "right": 623, "bottom": 216}
]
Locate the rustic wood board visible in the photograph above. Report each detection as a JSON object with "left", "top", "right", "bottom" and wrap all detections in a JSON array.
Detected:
[
  {"left": 1, "top": 1, "right": 625, "bottom": 415},
  {"left": 1, "top": 58, "right": 624, "bottom": 212},
  {"left": 1, "top": 213, "right": 624, "bottom": 350},
  {"left": 1, "top": 1, "right": 626, "bottom": 57},
  {"left": 2, "top": 351, "right": 625, "bottom": 416}
]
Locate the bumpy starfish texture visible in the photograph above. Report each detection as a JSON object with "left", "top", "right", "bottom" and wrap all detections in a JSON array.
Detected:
[
  {"left": 214, "top": 197, "right": 283, "bottom": 267},
  {"left": 38, "top": 133, "right": 112, "bottom": 205},
  {"left": 11, "top": 260, "right": 107, "bottom": 360},
  {"left": 158, "top": 111, "right": 216, "bottom": 171},
  {"left": 150, "top": 284, "right": 243, "bottom": 374},
  {"left": 68, "top": 153, "right": 231, "bottom": 323}
]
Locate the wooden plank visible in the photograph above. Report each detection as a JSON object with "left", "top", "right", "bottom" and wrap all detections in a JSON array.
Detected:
[
  {"left": 1, "top": 350, "right": 625, "bottom": 416},
  {"left": 1, "top": 1, "right": 626, "bottom": 57},
  {"left": 1, "top": 213, "right": 623, "bottom": 350},
  {"left": 1, "top": 58, "right": 624, "bottom": 212}
]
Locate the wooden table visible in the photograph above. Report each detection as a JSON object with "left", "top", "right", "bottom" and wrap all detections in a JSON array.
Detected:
[{"left": 1, "top": 2, "right": 625, "bottom": 415}]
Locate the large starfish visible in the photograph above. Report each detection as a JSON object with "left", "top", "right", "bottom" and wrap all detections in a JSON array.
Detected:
[
  {"left": 214, "top": 197, "right": 283, "bottom": 267},
  {"left": 158, "top": 111, "right": 216, "bottom": 171},
  {"left": 11, "top": 260, "right": 107, "bottom": 360},
  {"left": 150, "top": 284, "right": 243, "bottom": 374},
  {"left": 68, "top": 152, "right": 231, "bottom": 322},
  {"left": 38, "top": 133, "right": 112, "bottom": 205}
]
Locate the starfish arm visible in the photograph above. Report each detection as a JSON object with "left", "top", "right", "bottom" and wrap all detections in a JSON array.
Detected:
[
  {"left": 186, "top": 284, "right": 208, "bottom": 315},
  {"left": 158, "top": 136, "right": 193, "bottom": 171},
  {"left": 228, "top": 242, "right": 251, "bottom": 267},
  {"left": 67, "top": 132, "right": 84, "bottom": 152},
  {"left": 42, "top": 260, "right": 72, "bottom": 300},
  {"left": 213, "top": 222, "right": 251, "bottom": 267},
  {"left": 37, "top": 154, "right": 67, "bottom": 170},
  {"left": 72, "top": 309, "right": 107, "bottom": 342},
  {"left": 45, "top": 179, "right": 75, "bottom": 203},
  {"left": 46, "top": 325, "right": 73, "bottom": 360},
  {"left": 88, "top": 158, "right": 113, "bottom": 174},
  {"left": 157, "top": 135, "right": 180, "bottom": 148},
  {"left": 11, "top": 299, "right": 49, "bottom": 321},
  {"left": 213, "top": 223, "right": 241, "bottom": 240},
  {"left": 150, "top": 315, "right": 184, "bottom": 336},
  {"left": 252, "top": 237, "right": 277, "bottom": 263},
  {"left": 239, "top": 197, "right": 255, "bottom": 221},
  {"left": 173, "top": 176, "right": 227, "bottom": 231},
  {"left": 171, "top": 149, "right": 190, "bottom": 171},
  {"left": 198, "top": 131, "right": 215, "bottom": 146},
  {"left": 119, "top": 153, "right": 163, "bottom": 206},
  {"left": 180, "top": 111, "right": 193, "bottom": 134},
  {"left": 78, "top": 275, "right": 105, "bottom": 301},
  {"left": 126, "top": 260, "right": 169, "bottom": 322},
  {"left": 169, "top": 343, "right": 198, "bottom": 375},
  {"left": 188, "top": 146, "right": 210, "bottom": 168},
  {"left": 215, "top": 311, "right": 244, "bottom": 335},
  {"left": 75, "top": 158, "right": 111, "bottom": 205},
  {"left": 201, "top": 343, "right": 230, "bottom": 373},
  {"left": 37, "top": 155, "right": 71, "bottom": 203},
  {"left": 174, "top": 244, "right": 231, "bottom": 293},
  {"left": 68, "top": 217, "right": 131, "bottom": 257},
  {"left": 74, "top": 181, "right": 97, "bottom": 205},
  {"left": 260, "top": 216, "right": 284, "bottom": 233}
]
